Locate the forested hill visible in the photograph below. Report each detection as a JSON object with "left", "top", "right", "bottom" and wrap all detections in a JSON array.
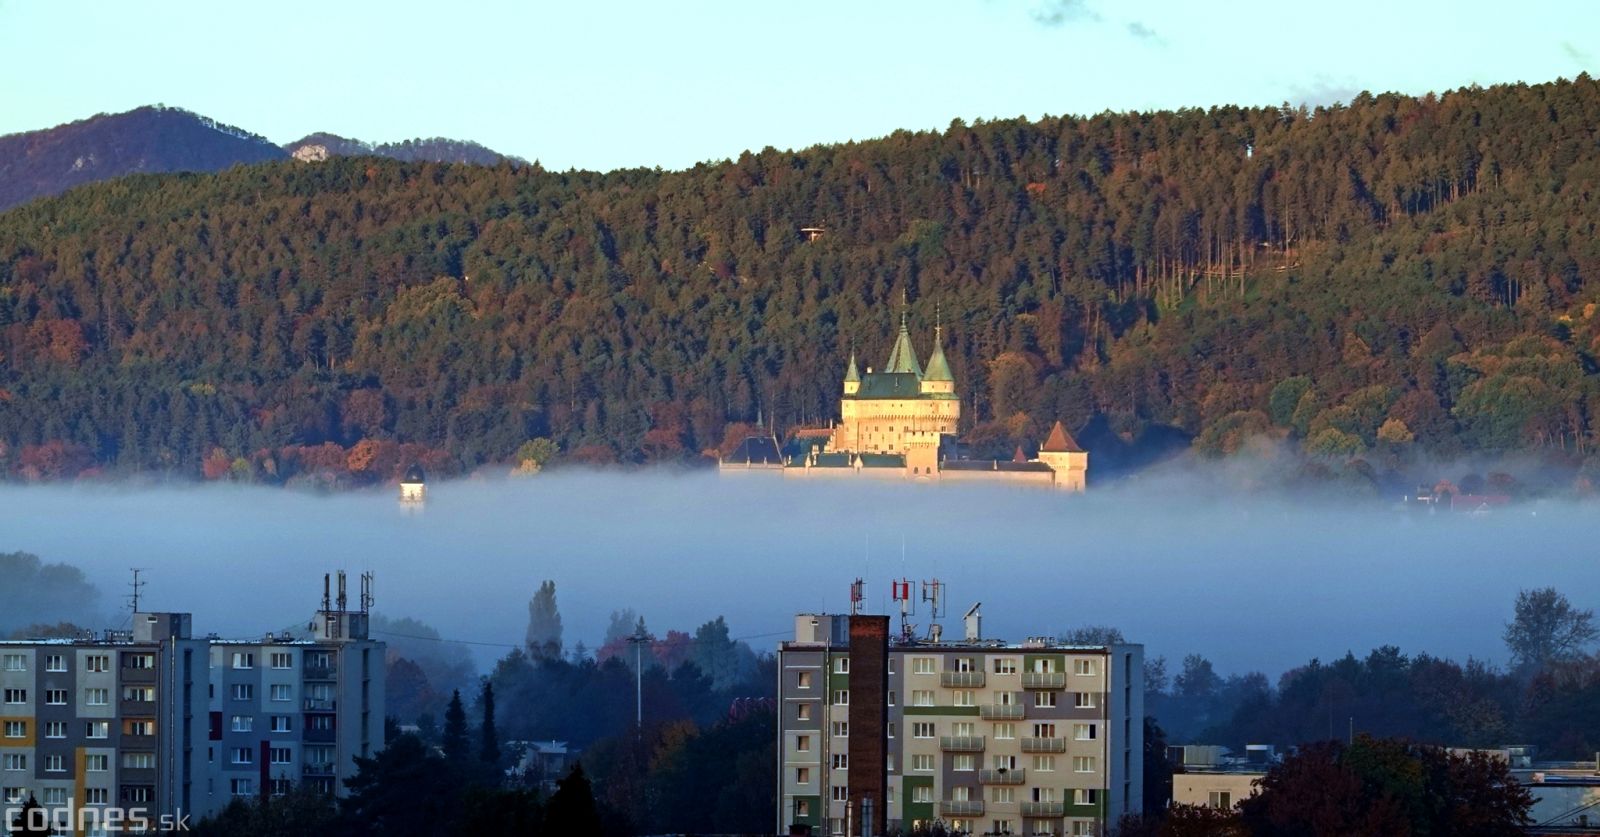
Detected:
[
  {"left": 0, "top": 106, "right": 287, "bottom": 211},
  {"left": 1, "top": 78, "right": 1598, "bottom": 487}
]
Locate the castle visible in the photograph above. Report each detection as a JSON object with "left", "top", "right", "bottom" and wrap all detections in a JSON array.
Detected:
[{"left": 720, "top": 314, "right": 1087, "bottom": 490}]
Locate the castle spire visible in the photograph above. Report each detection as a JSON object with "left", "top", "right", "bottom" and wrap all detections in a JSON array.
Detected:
[{"left": 883, "top": 290, "right": 922, "bottom": 376}]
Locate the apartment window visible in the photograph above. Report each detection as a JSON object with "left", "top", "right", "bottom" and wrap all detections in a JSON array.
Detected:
[
  {"left": 912, "top": 689, "right": 935, "bottom": 706},
  {"left": 831, "top": 786, "right": 848, "bottom": 802},
  {"left": 1032, "top": 787, "right": 1057, "bottom": 803},
  {"left": 993, "top": 658, "right": 1017, "bottom": 674},
  {"left": 44, "top": 689, "right": 66, "bottom": 705},
  {"left": 1036, "top": 691, "right": 1057, "bottom": 708},
  {"left": 85, "top": 655, "right": 109, "bottom": 673},
  {"left": 887, "top": 658, "right": 896, "bottom": 675},
  {"left": 953, "top": 754, "right": 975, "bottom": 771},
  {"left": 123, "top": 752, "right": 155, "bottom": 770},
  {"left": 1, "top": 788, "right": 23, "bottom": 804},
  {"left": 795, "top": 767, "right": 811, "bottom": 784},
  {"left": 796, "top": 703, "right": 813, "bottom": 721},
  {"left": 270, "top": 684, "right": 292, "bottom": 702},
  {"left": 85, "top": 788, "right": 109, "bottom": 805},
  {"left": 1208, "top": 791, "right": 1232, "bottom": 809},
  {"left": 125, "top": 654, "right": 154, "bottom": 670},
  {"left": 952, "top": 722, "right": 976, "bottom": 737},
  {"left": 43, "top": 722, "right": 65, "bottom": 739},
  {"left": 2, "top": 689, "right": 25, "bottom": 704},
  {"left": 888, "top": 722, "right": 896, "bottom": 739},
  {"left": 1077, "top": 788, "right": 1099, "bottom": 805},
  {"left": 953, "top": 690, "right": 975, "bottom": 707},
  {"left": 887, "top": 754, "right": 896, "bottom": 773},
  {"left": 888, "top": 785, "right": 896, "bottom": 804},
  {"left": 232, "top": 684, "right": 254, "bottom": 701},
  {"left": 796, "top": 671, "right": 813, "bottom": 689},
  {"left": 1, "top": 721, "right": 23, "bottom": 739},
  {"left": 126, "top": 720, "right": 154, "bottom": 736},
  {"left": 41, "top": 788, "right": 65, "bottom": 806},
  {"left": 270, "top": 652, "right": 293, "bottom": 669},
  {"left": 123, "top": 787, "right": 152, "bottom": 804},
  {"left": 993, "top": 786, "right": 1015, "bottom": 803},
  {"left": 231, "top": 747, "right": 254, "bottom": 765},
  {"left": 951, "top": 786, "right": 971, "bottom": 802},
  {"left": 831, "top": 721, "right": 849, "bottom": 737},
  {"left": 230, "top": 779, "right": 253, "bottom": 797},
  {"left": 270, "top": 716, "right": 292, "bottom": 733},
  {"left": 85, "top": 754, "right": 108, "bottom": 772},
  {"left": 122, "top": 686, "right": 155, "bottom": 703},
  {"left": 993, "top": 722, "right": 1016, "bottom": 740},
  {"left": 887, "top": 690, "right": 897, "bottom": 706},
  {"left": 1074, "top": 658, "right": 1098, "bottom": 676},
  {"left": 795, "top": 799, "right": 811, "bottom": 818},
  {"left": 831, "top": 753, "right": 848, "bottom": 770},
  {"left": 911, "top": 657, "right": 935, "bottom": 675},
  {"left": 1073, "top": 756, "right": 1096, "bottom": 773},
  {"left": 912, "top": 722, "right": 936, "bottom": 739},
  {"left": 270, "top": 747, "right": 292, "bottom": 765},
  {"left": 1074, "top": 723, "right": 1097, "bottom": 741},
  {"left": 85, "top": 721, "right": 109, "bottom": 739},
  {"left": 913, "top": 784, "right": 933, "bottom": 803},
  {"left": 1033, "top": 723, "right": 1057, "bottom": 738},
  {"left": 796, "top": 735, "right": 811, "bottom": 753},
  {"left": 230, "top": 652, "right": 254, "bottom": 670},
  {"left": 2, "top": 754, "right": 25, "bottom": 771},
  {"left": 831, "top": 690, "right": 849, "bottom": 706},
  {"left": 43, "top": 655, "right": 65, "bottom": 673},
  {"left": 85, "top": 688, "right": 109, "bottom": 706},
  {"left": 308, "top": 715, "right": 333, "bottom": 731},
  {"left": 955, "top": 657, "right": 976, "bottom": 672},
  {"left": 1072, "top": 822, "right": 1096, "bottom": 836},
  {"left": 1033, "top": 756, "right": 1056, "bottom": 772},
  {"left": 834, "top": 658, "right": 850, "bottom": 674},
  {"left": 0, "top": 655, "right": 23, "bottom": 672},
  {"left": 911, "top": 754, "right": 935, "bottom": 772},
  {"left": 231, "top": 715, "right": 254, "bottom": 733},
  {"left": 1074, "top": 692, "right": 1098, "bottom": 709}
]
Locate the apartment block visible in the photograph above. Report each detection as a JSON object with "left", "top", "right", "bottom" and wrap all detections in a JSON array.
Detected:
[
  {"left": 0, "top": 574, "right": 383, "bottom": 832},
  {"left": 778, "top": 613, "right": 1143, "bottom": 837}
]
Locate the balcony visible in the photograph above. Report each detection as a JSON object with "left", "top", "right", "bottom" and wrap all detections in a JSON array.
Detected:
[
  {"left": 940, "top": 671, "right": 986, "bottom": 688},
  {"left": 302, "top": 665, "right": 336, "bottom": 681},
  {"left": 939, "top": 735, "right": 985, "bottom": 752},
  {"left": 303, "top": 725, "right": 336, "bottom": 744},
  {"left": 939, "top": 800, "right": 985, "bottom": 816},
  {"left": 304, "top": 697, "right": 337, "bottom": 712},
  {"left": 1020, "top": 737, "right": 1067, "bottom": 753},
  {"left": 302, "top": 762, "right": 334, "bottom": 777},
  {"left": 979, "top": 768, "right": 1025, "bottom": 785},
  {"left": 1022, "top": 801, "right": 1065, "bottom": 817},
  {"left": 1021, "top": 672, "right": 1066, "bottom": 690},
  {"left": 979, "top": 703, "right": 1024, "bottom": 720}
]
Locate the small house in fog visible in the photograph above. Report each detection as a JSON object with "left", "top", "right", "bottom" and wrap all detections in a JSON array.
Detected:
[{"left": 399, "top": 464, "right": 426, "bottom": 506}]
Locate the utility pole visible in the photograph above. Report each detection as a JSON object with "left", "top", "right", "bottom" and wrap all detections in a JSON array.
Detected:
[{"left": 627, "top": 628, "right": 652, "bottom": 734}]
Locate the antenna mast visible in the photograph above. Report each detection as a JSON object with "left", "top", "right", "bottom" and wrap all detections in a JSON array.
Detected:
[
  {"left": 128, "top": 568, "right": 147, "bottom": 614},
  {"left": 892, "top": 578, "right": 917, "bottom": 642},
  {"left": 921, "top": 578, "right": 945, "bottom": 642},
  {"left": 849, "top": 578, "right": 866, "bottom": 616}
]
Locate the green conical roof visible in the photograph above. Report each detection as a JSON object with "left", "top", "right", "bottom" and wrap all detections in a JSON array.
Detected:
[
  {"left": 924, "top": 324, "right": 953, "bottom": 382},
  {"left": 883, "top": 313, "right": 922, "bottom": 376},
  {"left": 845, "top": 350, "right": 860, "bottom": 383}
]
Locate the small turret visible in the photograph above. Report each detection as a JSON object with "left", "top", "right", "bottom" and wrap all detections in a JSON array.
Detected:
[
  {"left": 922, "top": 318, "right": 955, "bottom": 395},
  {"left": 844, "top": 350, "right": 860, "bottom": 396},
  {"left": 1036, "top": 421, "right": 1088, "bottom": 492}
]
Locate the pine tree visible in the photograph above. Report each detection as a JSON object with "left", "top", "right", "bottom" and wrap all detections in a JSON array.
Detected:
[
  {"left": 480, "top": 681, "right": 501, "bottom": 768},
  {"left": 525, "top": 580, "right": 563, "bottom": 660},
  {"left": 442, "top": 689, "right": 469, "bottom": 767}
]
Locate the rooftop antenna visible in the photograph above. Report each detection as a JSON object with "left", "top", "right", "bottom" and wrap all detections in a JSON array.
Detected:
[
  {"left": 128, "top": 568, "right": 147, "bottom": 614},
  {"left": 360, "top": 572, "right": 375, "bottom": 613},
  {"left": 922, "top": 578, "right": 945, "bottom": 642},
  {"left": 963, "top": 602, "right": 983, "bottom": 642},
  {"left": 322, "top": 573, "right": 332, "bottom": 613},
  {"left": 336, "top": 571, "right": 348, "bottom": 612},
  {"left": 850, "top": 578, "right": 866, "bottom": 616},
  {"left": 892, "top": 578, "right": 917, "bottom": 642}
]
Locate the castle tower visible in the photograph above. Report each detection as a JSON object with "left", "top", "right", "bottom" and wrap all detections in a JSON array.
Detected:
[
  {"left": 1036, "top": 421, "right": 1088, "bottom": 492},
  {"left": 921, "top": 320, "right": 955, "bottom": 396},
  {"left": 883, "top": 311, "right": 922, "bottom": 376},
  {"left": 843, "top": 350, "right": 860, "bottom": 396},
  {"left": 399, "top": 463, "right": 426, "bottom": 508}
]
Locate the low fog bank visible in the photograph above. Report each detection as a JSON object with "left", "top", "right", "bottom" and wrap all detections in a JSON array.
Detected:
[{"left": 1, "top": 471, "right": 1591, "bottom": 677}]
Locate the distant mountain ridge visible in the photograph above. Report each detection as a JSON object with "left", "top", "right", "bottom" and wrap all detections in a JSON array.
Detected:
[{"left": 0, "top": 107, "right": 523, "bottom": 211}]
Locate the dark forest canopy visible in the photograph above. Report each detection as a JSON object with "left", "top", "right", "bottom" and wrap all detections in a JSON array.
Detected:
[{"left": 2, "top": 77, "right": 1599, "bottom": 486}]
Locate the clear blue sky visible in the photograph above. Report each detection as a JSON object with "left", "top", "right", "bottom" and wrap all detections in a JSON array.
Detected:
[{"left": 2, "top": 0, "right": 1595, "bottom": 171}]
